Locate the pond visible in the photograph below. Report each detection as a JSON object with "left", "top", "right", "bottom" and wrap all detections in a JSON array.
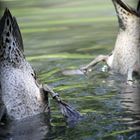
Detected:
[{"left": 0, "top": 0, "right": 140, "bottom": 139}]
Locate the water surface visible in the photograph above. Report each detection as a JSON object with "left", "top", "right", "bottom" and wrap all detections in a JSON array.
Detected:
[{"left": 0, "top": 0, "right": 140, "bottom": 139}]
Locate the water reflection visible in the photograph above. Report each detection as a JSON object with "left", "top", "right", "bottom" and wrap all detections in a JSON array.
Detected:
[
  {"left": 120, "top": 83, "right": 140, "bottom": 129},
  {"left": 0, "top": 113, "right": 51, "bottom": 140}
]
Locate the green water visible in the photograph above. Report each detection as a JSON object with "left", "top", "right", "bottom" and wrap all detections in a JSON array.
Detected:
[{"left": 0, "top": 0, "right": 140, "bottom": 139}]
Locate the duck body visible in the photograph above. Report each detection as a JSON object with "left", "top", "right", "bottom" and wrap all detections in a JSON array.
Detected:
[
  {"left": 107, "top": 0, "right": 140, "bottom": 78},
  {"left": 0, "top": 9, "right": 48, "bottom": 120},
  {"left": 81, "top": 0, "right": 140, "bottom": 81}
]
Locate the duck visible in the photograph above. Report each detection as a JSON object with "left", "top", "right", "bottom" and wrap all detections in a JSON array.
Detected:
[
  {"left": 81, "top": 0, "right": 140, "bottom": 82},
  {"left": 0, "top": 8, "right": 81, "bottom": 122},
  {"left": 0, "top": 8, "right": 49, "bottom": 121}
]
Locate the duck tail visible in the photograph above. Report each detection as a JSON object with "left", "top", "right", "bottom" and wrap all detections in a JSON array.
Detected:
[
  {"left": 137, "top": 0, "right": 140, "bottom": 14},
  {"left": 0, "top": 8, "right": 24, "bottom": 52}
]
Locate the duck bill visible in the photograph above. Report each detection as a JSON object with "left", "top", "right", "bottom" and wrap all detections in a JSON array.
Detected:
[{"left": 112, "top": 0, "right": 140, "bottom": 17}]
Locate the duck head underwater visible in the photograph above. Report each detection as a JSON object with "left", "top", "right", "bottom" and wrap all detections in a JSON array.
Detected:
[{"left": 0, "top": 8, "right": 81, "bottom": 121}]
